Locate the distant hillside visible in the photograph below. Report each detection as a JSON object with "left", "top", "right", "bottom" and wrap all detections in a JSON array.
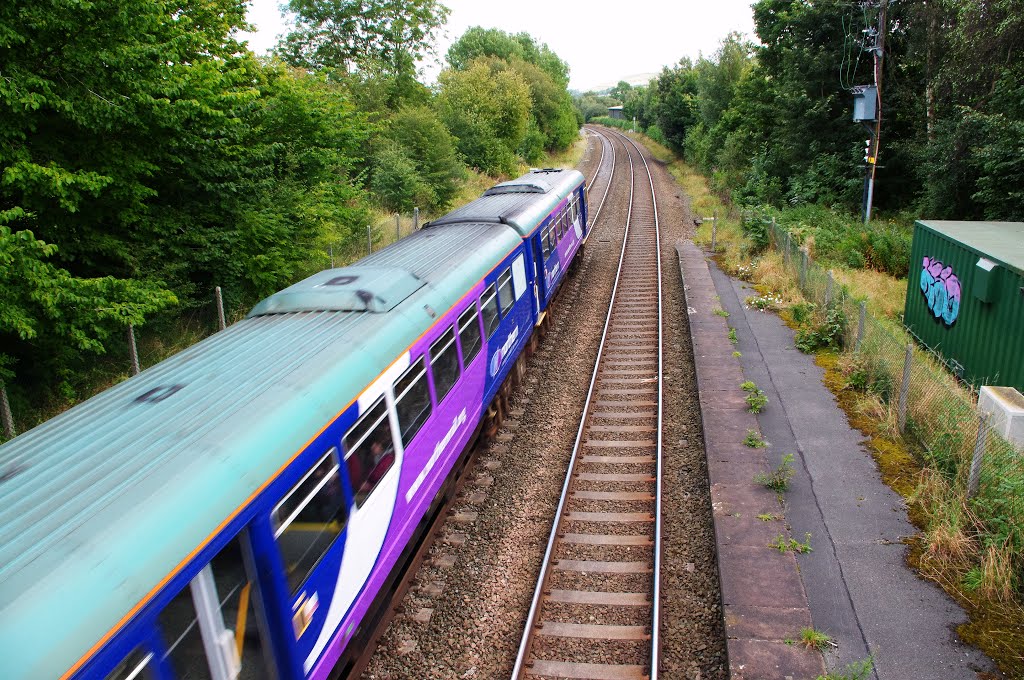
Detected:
[{"left": 582, "top": 72, "right": 659, "bottom": 94}]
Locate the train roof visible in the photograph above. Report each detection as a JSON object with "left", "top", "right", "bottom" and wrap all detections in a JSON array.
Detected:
[
  {"left": 428, "top": 168, "right": 584, "bottom": 237},
  {"left": 0, "top": 221, "right": 522, "bottom": 679}
]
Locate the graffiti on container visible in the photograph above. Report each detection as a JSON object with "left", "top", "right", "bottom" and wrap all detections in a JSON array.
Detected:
[{"left": 920, "top": 257, "right": 961, "bottom": 326}]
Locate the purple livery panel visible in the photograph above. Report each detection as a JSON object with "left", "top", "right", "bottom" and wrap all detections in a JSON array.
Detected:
[{"left": 309, "top": 282, "right": 487, "bottom": 679}]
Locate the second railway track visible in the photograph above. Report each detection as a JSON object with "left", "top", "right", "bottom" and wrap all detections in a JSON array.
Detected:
[{"left": 513, "top": 128, "right": 664, "bottom": 680}]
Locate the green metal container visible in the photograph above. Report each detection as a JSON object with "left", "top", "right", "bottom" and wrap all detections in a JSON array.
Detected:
[{"left": 904, "top": 220, "right": 1024, "bottom": 391}]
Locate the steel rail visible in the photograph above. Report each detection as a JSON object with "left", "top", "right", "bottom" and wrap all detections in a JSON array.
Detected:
[
  {"left": 511, "top": 126, "right": 663, "bottom": 680},
  {"left": 615, "top": 130, "right": 664, "bottom": 679},
  {"left": 583, "top": 127, "right": 616, "bottom": 230}
]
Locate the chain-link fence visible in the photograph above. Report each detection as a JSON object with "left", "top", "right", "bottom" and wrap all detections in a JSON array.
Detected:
[{"left": 758, "top": 215, "right": 1023, "bottom": 562}]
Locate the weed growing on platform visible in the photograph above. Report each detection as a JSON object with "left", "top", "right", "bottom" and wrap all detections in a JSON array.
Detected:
[
  {"left": 800, "top": 627, "right": 832, "bottom": 651},
  {"left": 817, "top": 657, "right": 874, "bottom": 680},
  {"left": 746, "top": 389, "right": 768, "bottom": 413},
  {"left": 733, "top": 351, "right": 742, "bottom": 358},
  {"left": 771, "top": 532, "right": 813, "bottom": 554},
  {"left": 728, "top": 327, "right": 738, "bottom": 344},
  {"left": 755, "top": 453, "right": 794, "bottom": 492},
  {"left": 740, "top": 380, "right": 757, "bottom": 392},
  {"left": 713, "top": 307, "right": 730, "bottom": 318},
  {"left": 744, "top": 429, "right": 767, "bottom": 448},
  {"left": 757, "top": 513, "right": 781, "bottom": 522}
]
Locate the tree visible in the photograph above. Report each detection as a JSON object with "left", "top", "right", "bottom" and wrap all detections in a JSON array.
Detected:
[
  {"left": 437, "top": 60, "right": 532, "bottom": 176},
  {"left": 277, "top": 0, "right": 449, "bottom": 73},
  {"left": 377, "top": 105, "right": 465, "bottom": 210},
  {"left": 447, "top": 27, "right": 570, "bottom": 88}
]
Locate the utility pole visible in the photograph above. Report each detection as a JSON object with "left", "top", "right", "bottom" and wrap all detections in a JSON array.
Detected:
[{"left": 863, "top": 0, "right": 887, "bottom": 223}]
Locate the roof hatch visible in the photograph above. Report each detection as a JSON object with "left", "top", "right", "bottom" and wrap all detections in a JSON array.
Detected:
[
  {"left": 483, "top": 169, "right": 563, "bottom": 196},
  {"left": 248, "top": 266, "right": 425, "bottom": 316}
]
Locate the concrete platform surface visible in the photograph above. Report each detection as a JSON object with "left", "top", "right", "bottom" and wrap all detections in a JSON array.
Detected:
[{"left": 683, "top": 241, "right": 999, "bottom": 679}]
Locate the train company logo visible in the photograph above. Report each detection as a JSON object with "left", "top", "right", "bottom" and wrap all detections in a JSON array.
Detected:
[
  {"left": 489, "top": 325, "right": 519, "bottom": 377},
  {"left": 406, "top": 407, "right": 467, "bottom": 503},
  {"left": 920, "top": 257, "right": 961, "bottom": 326}
]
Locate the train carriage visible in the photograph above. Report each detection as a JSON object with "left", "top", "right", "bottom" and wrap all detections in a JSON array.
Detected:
[{"left": 0, "top": 169, "right": 585, "bottom": 680}]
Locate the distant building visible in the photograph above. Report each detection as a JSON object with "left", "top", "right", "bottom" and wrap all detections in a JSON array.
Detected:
[{"left": 608, "top": 106, "right": 624, "bottom": 120}]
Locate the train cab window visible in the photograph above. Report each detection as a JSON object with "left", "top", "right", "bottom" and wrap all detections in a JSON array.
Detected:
[
  {"left": 344, "top": 398, "right": 395, "bottom": 507},
  {"left": 572, "top": 196, "right": 581, "bottom": 223},
  {"left": 394, "top": 358, "right": 431, "bottom": 446},
  {"left": 429, "top": 326, "right": 460, "bottom": 403},
  {"left": 104, "top": 649, "right": 155, "bottom": 680},
  {"left": 481, "top": 283, "right": 501, "bottom": 338},
  {"left": 497, "top": 268, "right": 515, "bottom": 316},
  {"left": 458, "top": 305, "right": 483, "bottom": 366},
  {"left": 273, "top": 449, "right": 347, "bottom": 593}
]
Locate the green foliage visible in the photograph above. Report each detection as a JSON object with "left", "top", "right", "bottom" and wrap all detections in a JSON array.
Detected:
[
  {"left": 713, "top": 308, "right": 730, "bottom": 318},
  {"left": 277, "top": 0, "right": 448, "bottom": 73},
  {"left": 728, "top": 327, "right": 739, "bottom": 344},
  {"left": 746, "top": 389, "right": 769, "bottom": 413},
  {"left": 817, "top": 657, "right": 874, "bottom": 680},
  {"left": 740, "top": 380, "right": 758, "bottom": 392},
  {"left": 438, "top": 59, "right": 532, "bottom": 176},
  {"left": 744, "top": 429, "right": 767, "bottom": 448},
  {"left": 770, "top": 532, "right": 812, "bottom": 554},
  {"left": 755, "top": 453, "right": 795, "bottom": 492},
  {"left": 800, "top": 627, "right": 831, "bottom": 651},
  {"left": 447, "top": 27, "right": 569, "bottom": 88},
  {"left": 795, "top": 306, "right": 848, "bottom": 354},
  {"left": 0, "top": 227, "right": 176, "bottom": 383},
  {"left": 378, "top": 105, "right": 465, "bottom": 211}
]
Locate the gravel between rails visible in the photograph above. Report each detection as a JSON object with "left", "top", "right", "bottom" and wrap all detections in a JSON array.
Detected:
[{"left": 362, "top": 130, "right": 726, "bottom": 680}]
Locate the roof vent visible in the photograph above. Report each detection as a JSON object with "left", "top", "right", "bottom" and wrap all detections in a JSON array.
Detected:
[{"left": 248, "top": 266, "right": 425, "bottom": 316}]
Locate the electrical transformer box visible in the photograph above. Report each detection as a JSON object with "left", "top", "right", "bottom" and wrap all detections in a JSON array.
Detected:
[{"left": 852, "top": 85, "right": 877, "bottom": 122}]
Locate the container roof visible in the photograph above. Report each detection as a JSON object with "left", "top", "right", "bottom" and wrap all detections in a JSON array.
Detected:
[{"left": 917, "top": 221, "right": 1024, "bottom": 275}]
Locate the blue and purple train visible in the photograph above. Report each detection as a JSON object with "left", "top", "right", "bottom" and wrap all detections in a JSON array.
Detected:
[{"left": 0, "top": 168, "right": 587, "bottom": 680}]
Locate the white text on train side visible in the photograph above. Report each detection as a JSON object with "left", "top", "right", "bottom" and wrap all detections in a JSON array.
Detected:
[{"left": 405, "top": 408, "right": 467, "bottom": 503}]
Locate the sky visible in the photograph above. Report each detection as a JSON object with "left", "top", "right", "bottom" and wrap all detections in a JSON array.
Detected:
[{"left": 238, "top": 0, "right": 757, "bottom": 92}]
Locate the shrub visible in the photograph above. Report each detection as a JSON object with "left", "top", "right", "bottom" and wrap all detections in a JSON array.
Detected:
[{"left": 755, "top": 453, "right": 795, "bottom": 492}]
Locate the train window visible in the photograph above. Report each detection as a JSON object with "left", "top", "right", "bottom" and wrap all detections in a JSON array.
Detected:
[
  {"left": 481, "top": 283, "right": 501, "bottom": 338},
  {"left": 160, "top": 537, "right": 274, "bottom": 679},
  {"left": 344, "top": 398, "right": 395, "bottom": 507},
  {"left": 547, "top": 226, "right": 556, "bottom": 250},
  {"left": 458, "top": 305, "right": 482, "bottom": 366},
  {"left": 394, "top": 358, "right": 431, "bottom": 446},
  {"left": 541, "top": 228, "right": 551, "bottom": 259},
  {"left": 554, "top": 212, "right": 563, "bottom": 239},
  {"left": 429, "top": 327, "right": 460, "bottom": 403},
  {"left": 104, "top": 649, "right": 155, "bottom": 680},
  {"left": 498, "top": 268, "right": 515, "bottom": 316},
  {"left": 560, "top": 211, "right": 568, "bottom": 237},
  {"left": 160, "top": 584, "right": 213, "bottom": 680},
  {"left": 273, "top": 449, "right": 347, "bottom": 593}
]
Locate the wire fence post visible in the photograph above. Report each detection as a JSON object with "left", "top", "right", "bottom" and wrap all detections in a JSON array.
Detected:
[
  {"left": 367, "top": 225, "right": 372, "bottom": 255},
  {"left": 128, "top": 323, "right": 141, "bottom": 376},
  {"left": 856, "top": 301, "right": 867, "bottom": 351},
  {"left": 395, "top": 214, "right": 401, "bottom": 242},
  {"left": 711, "top": 211, "right": 717, "bottom": 253},
  {"left": 799, "top": 249, "right": 808, "bottom": 292},
  {"left": 784, "top": 228, "right": 791, "bottom": 268},
  {"left": 897, "top": 343, "right": 913, "bottom": 432},
  {"left": 825, "top": 270, "right": 834, "bottom": 307},
  {"left": 413, "top": 207, "right": 420, "bottom": 231},
  {"left": 329, "top": 244, "right": 335, "bottom": 268},
  {"left": 967, "top": 414, "right": 989, "bottom": 499},
  {"left": 215, "top": 286, "right": 226, "bottom": 331},
  {"left": 0, "top": 382, "right": 15, "bottom": 440}
]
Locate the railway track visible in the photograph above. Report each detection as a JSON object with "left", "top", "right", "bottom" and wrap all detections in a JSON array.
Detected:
[{"left": 512, "top": 127, "right": 664, "bottom": 680}]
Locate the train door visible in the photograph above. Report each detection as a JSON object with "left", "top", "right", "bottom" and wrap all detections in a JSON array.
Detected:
[
  {"left": 157, "top": 534, "right": 276, "bottom": 680},
  {"left": 295, "top": 392, "right": 403, "bottom": 674}
]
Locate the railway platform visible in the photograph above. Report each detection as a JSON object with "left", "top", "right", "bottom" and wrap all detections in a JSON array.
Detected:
[{"left": 678, "top": 240, "right": 999, "bottom": 679}]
